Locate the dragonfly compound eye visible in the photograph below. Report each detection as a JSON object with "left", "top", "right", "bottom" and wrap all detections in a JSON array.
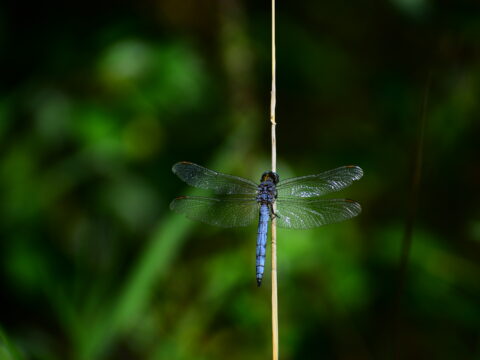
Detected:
[{"left": 260, "top": 171, "right": 280, "bottom": 184}]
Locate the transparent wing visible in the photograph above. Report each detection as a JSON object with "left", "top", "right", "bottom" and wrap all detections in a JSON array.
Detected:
[
  {"left": 275, "top": 198, "right": 361, "bottom": 229},
  {"left": 170, "top": 196, "right": 259, "bottom": 228},
  {"left": 276, "top": 166, "right": 363, "bottom": 198},
  {"left": 172, "top": 162, "right": 258, "bottom": 195}
]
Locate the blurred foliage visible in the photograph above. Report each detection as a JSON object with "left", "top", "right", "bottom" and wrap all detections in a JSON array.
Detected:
[{"left": 1, "top": 0, "right": 480, "bottom": 359}]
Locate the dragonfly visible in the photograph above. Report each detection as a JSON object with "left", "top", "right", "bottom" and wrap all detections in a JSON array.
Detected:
[{"left": 170, "top": 161, "right": 363, "bottom": 286}]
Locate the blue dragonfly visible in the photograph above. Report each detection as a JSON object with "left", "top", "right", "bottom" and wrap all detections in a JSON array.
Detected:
[{"left": 170, "top": 161, "right": 363, "bottom": 286}]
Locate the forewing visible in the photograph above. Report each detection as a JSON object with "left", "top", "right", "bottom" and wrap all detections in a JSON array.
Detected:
[
  {"left": 276, "top": 166, "right": 363, "bottom": 198},
  {"left": 275, "top": 198, "right": 361, "bottom": 229},
  {"left": 170, "top": 196, "right": 258, "bottom": 228},
  {"left": 172, "top": 162, "right": 258, "bottom": 195}
]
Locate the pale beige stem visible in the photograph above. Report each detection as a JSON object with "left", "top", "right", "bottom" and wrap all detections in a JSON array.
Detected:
[{"left": 270, "top": 0, "right": 278, "bottom": 359}]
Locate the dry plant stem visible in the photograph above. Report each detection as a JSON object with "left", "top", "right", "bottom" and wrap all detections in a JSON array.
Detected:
[{"left": 270, "top": 0, "right": 278, "bottom": 360}]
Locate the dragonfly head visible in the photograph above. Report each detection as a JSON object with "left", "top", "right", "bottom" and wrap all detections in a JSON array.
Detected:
[{"left": 260, "top": 171, "right": 279, "bottom": 184}]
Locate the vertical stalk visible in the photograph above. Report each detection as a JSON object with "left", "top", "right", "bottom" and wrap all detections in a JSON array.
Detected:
[
  {"left": 270, "top": 1, "right": 278, "bottom": 360},
  {"left": 393, "top": 72, "right": 431, "bottom": 359}
]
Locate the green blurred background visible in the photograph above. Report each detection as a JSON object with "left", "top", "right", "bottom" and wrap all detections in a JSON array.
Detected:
[{"left": 1, "top": 0, "right": 479, "bottom": 359}]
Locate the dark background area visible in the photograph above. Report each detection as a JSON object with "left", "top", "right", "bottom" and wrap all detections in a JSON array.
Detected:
[{"left": 1, "top": 0, "right": 479, "bottom": 359}]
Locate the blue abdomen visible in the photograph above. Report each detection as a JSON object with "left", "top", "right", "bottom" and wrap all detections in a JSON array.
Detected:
[{"left": 256, "top": 204, "right": 270, "bottom": 286}]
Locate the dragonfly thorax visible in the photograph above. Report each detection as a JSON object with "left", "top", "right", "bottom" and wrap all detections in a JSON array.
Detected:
[{"left": 256, "top": 180, "right": 277, "bottom": 205}]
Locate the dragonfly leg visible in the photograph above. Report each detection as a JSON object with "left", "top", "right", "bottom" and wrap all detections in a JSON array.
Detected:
[{"left": 268, "top": 203, "right": 279, "bottom": 220}]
